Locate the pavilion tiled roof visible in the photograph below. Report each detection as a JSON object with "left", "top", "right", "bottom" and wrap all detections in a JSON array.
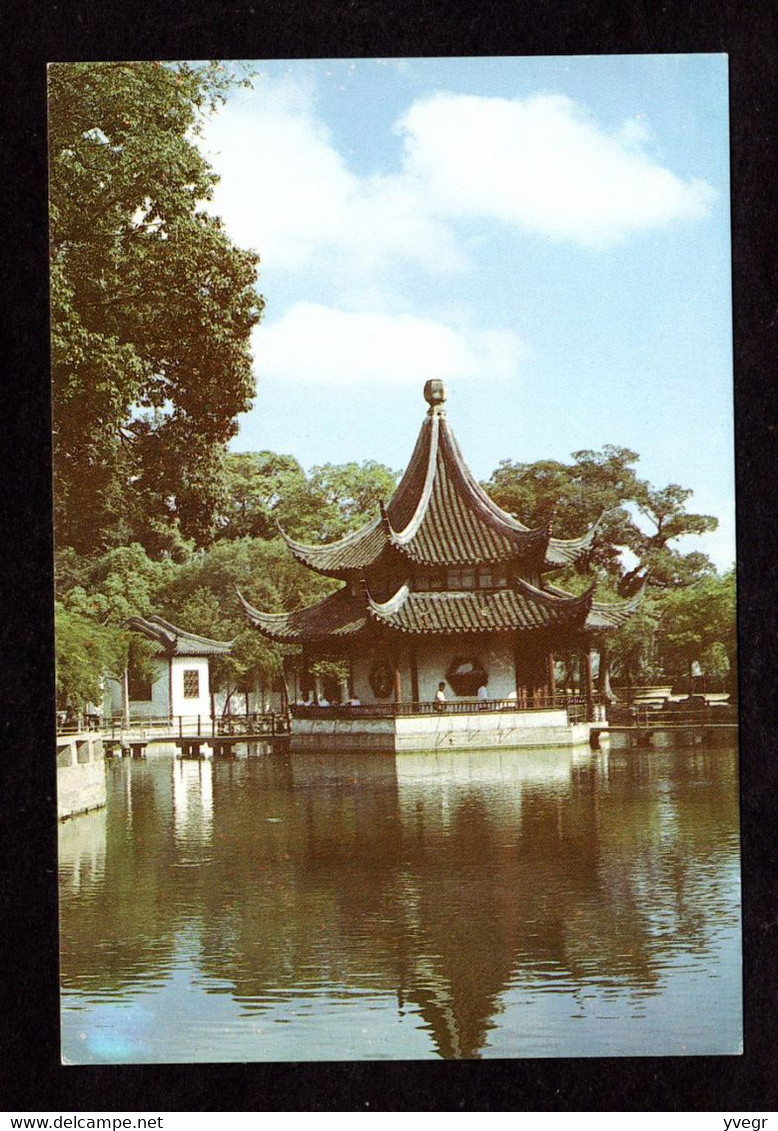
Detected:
[
  {"left": 237, "top": 587, "right": 368, "bottom": 643},
  {"left": 543, "top": 579, "right": 646, "bottom": 630},
  {"left": 281, "top": 515, "right": 387, "bottom": 578},
  {"left": 544, "top": 517, "right": 603, "bottom": 568},
  {"left": 281, "top": 390, "right": 598, "bottom": 578},
  {"left": 587, "top": 588, "right": 646, "bottom": 630},
  {"left": 366, "top": 580, "right": 595, "bottom": 635},
  {"left": 125, "top": 615, "right": 234, "bottom": 656},
  {"left": 237, "top": 578, "right": 605, "bottom": 643},
  {"left": 242, "top": 384, "right": 641, "bottom": 645}
]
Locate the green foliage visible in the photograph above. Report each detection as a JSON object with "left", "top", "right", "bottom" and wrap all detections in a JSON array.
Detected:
[
  {"left": 607, "top": 595, "right": 663, "bottom": 686},
  {"left": 654, "top": 572, "right": 736, "bottom": 683},
  {"left": 218, "top": 452, "right": 308, "bottom": 541},
  {"left": 157, "top": 537, "right": 334, "bottom": 700},
  {"left": 306, "top": 461, "right": 401, "bottom": 539},
  {"left": 49, "top": 61, "right": 263, "bottom": 555},
  {"left": 217, "top": 454, "right": 400, "bottom": 543},
  {"left": 161, "top": 537, "right": 332, "bottom": 625},
  {"left": 484, "top": 445, "right": 718, "bottom": 589},
  {"left": 55, "top": 602, "right": 115, "bottom": 707},
  {"left": 57, "top": 543, "right": 176, "bottom": 624}
]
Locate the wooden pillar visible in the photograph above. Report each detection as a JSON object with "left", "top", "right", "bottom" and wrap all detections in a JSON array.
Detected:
[
  {"left": 410, "top": 649, "right": 419, "bottom": 705},
  {"left": 581, "top": 647, "right": 595, "bottom": 722},
  {"left": 547, "top": 651, "right": 556, "bottom": 702},
  {"left": 301, "top": 646, "right": 309, "bottom": 701},
  {"left": 513, "top": 642, "right": 522, "bottom": 705},
  {"left": 394, "top": 652, "right": 403, "bottom": 703}
]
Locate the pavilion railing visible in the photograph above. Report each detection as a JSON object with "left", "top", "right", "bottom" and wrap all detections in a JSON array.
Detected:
[{"left": 292, "top": 693, "right": 590, "bottom": 724}]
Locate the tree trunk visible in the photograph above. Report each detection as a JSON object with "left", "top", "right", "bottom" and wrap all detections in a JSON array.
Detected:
[
  {"left": 223, "top": 687, "right": 234, "bottom": 717},
  {"left": 597, "top": 641, "right": 616, "bottom": 703}
]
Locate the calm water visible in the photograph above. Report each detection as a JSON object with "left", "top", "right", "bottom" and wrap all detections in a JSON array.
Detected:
[{"left": 59, "top": 740, "right": 742, "bottom": 1062}]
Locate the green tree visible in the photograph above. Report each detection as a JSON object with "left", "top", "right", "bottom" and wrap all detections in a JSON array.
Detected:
[
  {"left": 307, "top": 461, "right": 401, "bottom": 537},
  {"left": 158, "top": 537, "right": 334, "bottom": 709},
  {"left": 49, "top": 61, "right": 263, "bottom": 556},
  {"left": 620, "top": 483, "right": 718, "bottom": 591},
  {"left": 484, "top": 445, "right": 717, "bottom": 590},
  {"left": 56, "top": 543, "right": 178, "bottom": 716},
  {"left": 59, "top": 543, "right": 177, "bottom": 625},
  {"left": 218, "top": 452, "right": 315, "bottom": 541},
  {"left": 654, "top": 572, "right": 736, "bottom": 694},
  {"left": 217, "top": 454, "right": 400, "bottom": 543},
  {"left": 55, "top": 603, "right": 114, "bottom": 709},
  {"left": 600, "top": 594, "right": 662, "bottom": 696}
]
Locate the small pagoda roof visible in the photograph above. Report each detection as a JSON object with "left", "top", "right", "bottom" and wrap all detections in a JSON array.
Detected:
[
  {"left": 281, "top": 382, "right": 598, "bottom": 578},
  {"left": 280, "top": 515, "right": 387, "bottom": 578},
  {"left": 125, "top": 615, "right": 234, "bottom": 656}
]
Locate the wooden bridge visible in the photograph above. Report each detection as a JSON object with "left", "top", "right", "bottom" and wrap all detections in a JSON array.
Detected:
[
  {"left": 60, "top": 713, "right": 292, "bottom": 759},
  {"left": 590, "top": 708, "right": 737, "bottom": 749}
]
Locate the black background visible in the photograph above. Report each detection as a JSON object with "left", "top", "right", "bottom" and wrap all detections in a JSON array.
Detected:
[{"left": 3, "top": 0, "right": 777, "bottom": 1112}]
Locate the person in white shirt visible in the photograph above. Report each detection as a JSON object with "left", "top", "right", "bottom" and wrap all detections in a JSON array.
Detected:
[
  {"left": 477, "top": 683, "right": 488, "bottom": 708},
  {"left": 434, "top": 682, "right": 447, "bottom": 711}
]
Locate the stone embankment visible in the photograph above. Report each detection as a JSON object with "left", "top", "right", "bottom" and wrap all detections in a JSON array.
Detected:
[{"left": 57, "top": 732, "right": 106, "bottom": 820}]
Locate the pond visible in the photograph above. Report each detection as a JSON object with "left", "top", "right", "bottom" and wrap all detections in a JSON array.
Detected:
[{"left": 59, "top": 740, "right": 741, "bottom": 1061}]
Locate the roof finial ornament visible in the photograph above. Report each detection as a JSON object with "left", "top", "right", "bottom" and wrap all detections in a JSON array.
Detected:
[{"left": 423, "top": 379, "right": 448, "bottom": 414}]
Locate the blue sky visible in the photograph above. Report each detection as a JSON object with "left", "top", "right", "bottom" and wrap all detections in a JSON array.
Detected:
[{"left": 199, "top": 55, "right": 734, "bottom": 569}]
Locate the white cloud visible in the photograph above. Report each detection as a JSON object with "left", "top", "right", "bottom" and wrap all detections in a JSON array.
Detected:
[
  {"left": 397, "top": 93, "right": 715, "bottom": 248},
  {"left": 200, "top": 85, "right": 354, "bottom": 270},
  {"left": 254, "top": 302, "right": 526, "bottom": 386},
  {"left": 201, "top": 82, "right": 715, "bottom": 280},
  {"left": 200, "top": 83, "right": 459, "bottom": 275}
]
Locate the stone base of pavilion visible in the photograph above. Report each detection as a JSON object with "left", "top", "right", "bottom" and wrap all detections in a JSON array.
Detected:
[{"left": 290, "top": 697, "right": 601, "bottom": 753}]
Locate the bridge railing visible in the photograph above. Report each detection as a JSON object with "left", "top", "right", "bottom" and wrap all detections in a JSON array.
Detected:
[
  {"left": 604, "top": 704, "right": 737, "bottom": 728},
  {"left": 54, "top": 713, "right": 288, "bottom": 740}
]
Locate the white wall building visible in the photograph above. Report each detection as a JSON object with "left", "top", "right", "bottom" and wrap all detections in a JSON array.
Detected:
[{"left": 105, "top": 615, "right": 235, "bottom": 721}]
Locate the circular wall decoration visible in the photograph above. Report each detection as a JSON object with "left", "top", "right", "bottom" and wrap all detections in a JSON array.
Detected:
[
  {"left": 446, "top": 656, "right": 487, "bottom": 697},
  {"left": 369, "top": 659, "right": 394, "bottom": 699}
]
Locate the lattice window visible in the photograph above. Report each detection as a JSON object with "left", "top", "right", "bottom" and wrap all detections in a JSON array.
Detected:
[
  {"left": 183, "top": 669, "right": 200, "bottom": 699},
  {"left": 448, "top": 568, "right": 476, "bottom": 589}
]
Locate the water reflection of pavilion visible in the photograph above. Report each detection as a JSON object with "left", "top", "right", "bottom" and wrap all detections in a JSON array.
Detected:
[{"left": 60, "top": 747, "right": 739, "bottom": 1059}]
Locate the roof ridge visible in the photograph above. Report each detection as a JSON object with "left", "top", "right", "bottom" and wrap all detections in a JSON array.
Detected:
[
  {"left": 513, "top": 576, "right": 596, "bottom": 611},
  {"left": 386, "top": 413, "right": 440, "bottom": 544},
  {"left": 279, "top": 512, "right": 383, "bottom": 554},
  {"left": 547, "top": 511, "right": 604, "bottom": 550},
  {"left": 442, "top": 420, "right": 534, "bottom": 536},
  {"left": 146, "top": 614, "right": 234, "bottom": 648}
]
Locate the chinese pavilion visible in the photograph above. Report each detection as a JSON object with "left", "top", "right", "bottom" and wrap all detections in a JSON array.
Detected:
[{"left": 239, "top": 380, "right": 641, "bottom": 750}]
